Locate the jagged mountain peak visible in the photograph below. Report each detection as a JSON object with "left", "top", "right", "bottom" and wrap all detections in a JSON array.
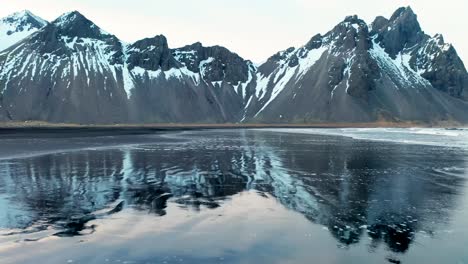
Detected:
[
  {"left": 319, "top": 14, "right": 371, "bottom": 53},
  {"left": 176, "top": 41, "right": 246, "bottom": 58},
  {"left": 0, "top": 10, "right": 48, "bottom": 51},
  {"left": 244, "top": 6, "right": 468, "bottom": 123},
  {"left": 53, "top": 11, "right": 87, "bottom": 25},
  {"left": 172, "top": 42, "right": 253, "bottom": 86},
  {"left": 127, "top": 34, "right": 180, "bottom": 71},
  {"left": 371, "top": 6, "right": 425, "bottom": 58},
  {"left": 51, "top": 11, "right": 111, "bottom": 39},
  {"left": 188, "top": 41, "right": 203, "bottom": 48},
  {"left": 389, "top": 6, "right": 421, "bottom": 34},
  {"left": 305, "top": 34, "right": 322, "bottom": 50},
  {"left": 325, "top": 14, "right": 369, "bottom": 39},
  {"left": 343, "top": 15, "right": 366, "bottom": 25},
  {"left": 129, "top": 35, "right": 170, "bottom": 51},
  {"left": 0, "top": 7, "right": 467, "bottom": 125},
  {"left": 11, "top": 10, "right": 124, "bottom": 58},
  {"left": 390, "top": 6, "right": 416, "bottom": 21},
  {"left": 332, "top": 15, "right": 368, "bottom": 32},
  {"left": 1, "top": 10, "right": 47, "bottom": 28}
]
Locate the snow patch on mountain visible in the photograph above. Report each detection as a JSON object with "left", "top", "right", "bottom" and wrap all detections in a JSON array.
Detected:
[
  {"left": 122, "top": 67, "right": 135, "bottom": 98},
  {"left": 296, "top": 46, "right": 328, "bottom": 81},
  {"left": 199, "top": 57, "right": 215, "bottom": 78},
  {"left": 252, "top": 44, "right": 329, "bottom": 116},
  {"left": 0, "top": 10, "right": 47, "bottom": 51},
  {"left": 256, "top": 65, "right": 297, "bottom": 117},
  {"left": 369, "top": 39, "right": 431, "bottom": 88},
  {"left": 233, "top": 63, "right": 255, "bottom": 98}
]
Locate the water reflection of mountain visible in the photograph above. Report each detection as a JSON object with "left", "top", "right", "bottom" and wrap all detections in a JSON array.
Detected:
[{"left": 0, "top": 130, "right": 466, "bottom": 253}]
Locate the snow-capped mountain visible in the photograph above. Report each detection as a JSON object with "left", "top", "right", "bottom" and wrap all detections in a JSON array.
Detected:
[
  {"left": 0, "top": 10, "right": 47, "bottom": 52},
  {"left": 0, "top": 7, "right": 467, "bottom": 124},
  {"left": 0, "top": 11, "right": 255, "bottom": 123},
  {"left": 242, "top": 7, "right": 468, "bottom": 123}
]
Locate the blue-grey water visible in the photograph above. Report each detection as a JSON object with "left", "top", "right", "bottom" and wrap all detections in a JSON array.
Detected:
[{"left": 1, "top": 128, "right": 468, "bottom": 264}]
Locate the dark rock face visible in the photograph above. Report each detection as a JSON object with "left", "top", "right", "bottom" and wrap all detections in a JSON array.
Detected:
[
  {"left": 127, "top": 35, "right": 180, "bottom": 71},
  {"left": 172, "top": 42, "right": 251, "bottom": 85},
  {"left": 368, "top": 7, "right": 468, "bottom": 100},
  {"left": 52, "top": 11, "right": 107, "bottom": 39},
  {"left": 346, "top": 53, "right": 379, "bottom": 100},
  {"left": 243, "top": 7, "right": 468, "bottom": 124},
  {"left": 305, "top": 34, "right": 323, "bottom": 50},
  {"left": 0, "top": 11, "right": 255, "bottom": 124},
  {"left": 413, "top": 35, "right": 468, "bottom": 99},
  {"left": 0, "top": 7, "right": 467, "bottom": 124},
  {"left": 371, "top": 7, "right": 425, "bottom": 58}
]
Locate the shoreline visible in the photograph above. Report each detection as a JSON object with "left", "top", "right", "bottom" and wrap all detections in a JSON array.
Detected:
[{"left": 0, "top": 121, "right": 462, "bottom": 132}]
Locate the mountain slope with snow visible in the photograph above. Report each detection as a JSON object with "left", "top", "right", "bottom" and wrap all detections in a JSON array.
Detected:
[
  {"left": 0, "top": 10, "right": 47, "bottom": 52},
  {"left": 243, "top": 7, "right": 468, "bottom": 123},
  {"left": 0, "top": 7, "right": 467, "bottom": 124},
  {"left": 0, "top": 11, "right": 255, "bottom": 123}
]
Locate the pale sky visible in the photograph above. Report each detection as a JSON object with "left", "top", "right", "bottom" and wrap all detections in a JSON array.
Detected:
[{"left": 1, "top": 0, "right": 467, "bottom": 65}]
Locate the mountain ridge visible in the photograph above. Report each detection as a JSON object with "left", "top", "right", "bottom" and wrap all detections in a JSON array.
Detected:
[
  {"left": 0, "top": 7, "right": 467, "bottom": 124},
  {"left": 0, "top": 10, "right": 48, "bottom": 52}
]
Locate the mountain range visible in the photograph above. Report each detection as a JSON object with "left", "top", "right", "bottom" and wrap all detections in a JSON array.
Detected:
[{"left": 0, "top": 7, "right": 467, "bottom": 124}]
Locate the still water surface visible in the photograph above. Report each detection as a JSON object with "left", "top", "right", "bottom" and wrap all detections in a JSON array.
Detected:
[{"left": 0, "top": 129, "right": 468, "bottom": 264}]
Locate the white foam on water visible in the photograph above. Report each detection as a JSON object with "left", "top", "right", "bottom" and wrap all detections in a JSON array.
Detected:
[{"left": 255, "top": 128, "right": 468, "bottom": 149}]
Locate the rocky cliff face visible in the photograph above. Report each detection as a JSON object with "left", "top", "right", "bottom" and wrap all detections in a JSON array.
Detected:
[
  {"left": 243, "top": 7, "right": 468, "bottom": 123},
  {"left": 0, "top": 11, "right": 255, "bottom": 123},
  {"left": 371, "top": 7, "right": 468, "bottom": 99},
  {"left": 0, "top": 7, "right": 467, "bottom": 124}
]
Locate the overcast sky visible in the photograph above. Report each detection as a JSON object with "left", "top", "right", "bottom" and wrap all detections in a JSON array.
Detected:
[{"left": 1, "top": 0, "right": 467, "bottom": 64}]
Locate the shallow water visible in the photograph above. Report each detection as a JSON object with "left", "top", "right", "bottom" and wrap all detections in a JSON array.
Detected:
[{"left": 1, "top": 129, "right": 468, "bottom": 264}]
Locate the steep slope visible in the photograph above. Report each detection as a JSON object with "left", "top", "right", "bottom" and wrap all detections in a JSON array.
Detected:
[
  {"left": 172, "top": 42, "right": 257, "bottom": 120},
  {"left": 244, "top": 7, "right": 468, "bottom": 124},
  {"left": 371, "top": 7, "right": 468, "bottom": 100},
  {"left": 0, "top": 11, "right": 129, "bottom": 123},
  {"left": 0, "top": 11, "right": 254, "bottom": 123},
  {"left": 0, "top": 7, "right": 467, "bottom": 124},
  {"left": 0, "top": 10, "right": 47, "bottom": 52}
]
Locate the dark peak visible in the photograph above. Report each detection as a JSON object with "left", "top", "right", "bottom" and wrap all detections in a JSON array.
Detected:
[
  {"left": 343, "top": 15, "right": 363, "bottom": 24},
  {"left": 51, "top": 11, "right": 111, "bottom": 39},
  {"left": 390, "top": 6, "right": 415, "bottom": 21},
  {"left": 130, "top": 35, "right": 169, "bottom": 51},
  {"left": 175, "top": 42, "right": 237, "bottom": 58},
  {"left": 330, "top": 14, "right": 367, "bottom": 34},
  {"left": 151, "top": 34, "right": 168, "bottom": 44},
  {"left": 429, "top": 34, "right": 454, "bottom": 53},
  {"left": 389, "top": 6, "right": 421, "bottom": 32},
  {"left": 305, "top": 34, "right": 323, "bottom": 50},
  {"left": 371, "top": 16, "right": 389, "bottom": 31},
  {"left": 370, "top": 6, "right": 425, "bottom": 58},
  {"left": 433, "top": 34, "right": 445, "bottom": 44},
  {"left": 268, "top": 46, "right": 296, "bottom": 62},
  {"left": 340, "top": 15, "right": 367, "bottom": 28},
  {"left": 127, "top": 35, "right": 170, "bottom": 56},
  {"left": 172, "top": 42, "right": 205, "bottom": 54},
  {"left": 53, "top": 11, "right": 87, "bottom": 25},
  {"left": 126, "top": 34, "right": 179, "bottom": 71},
  {"left": 191, "top": 42, "right": 204, "bottom": 48}
]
